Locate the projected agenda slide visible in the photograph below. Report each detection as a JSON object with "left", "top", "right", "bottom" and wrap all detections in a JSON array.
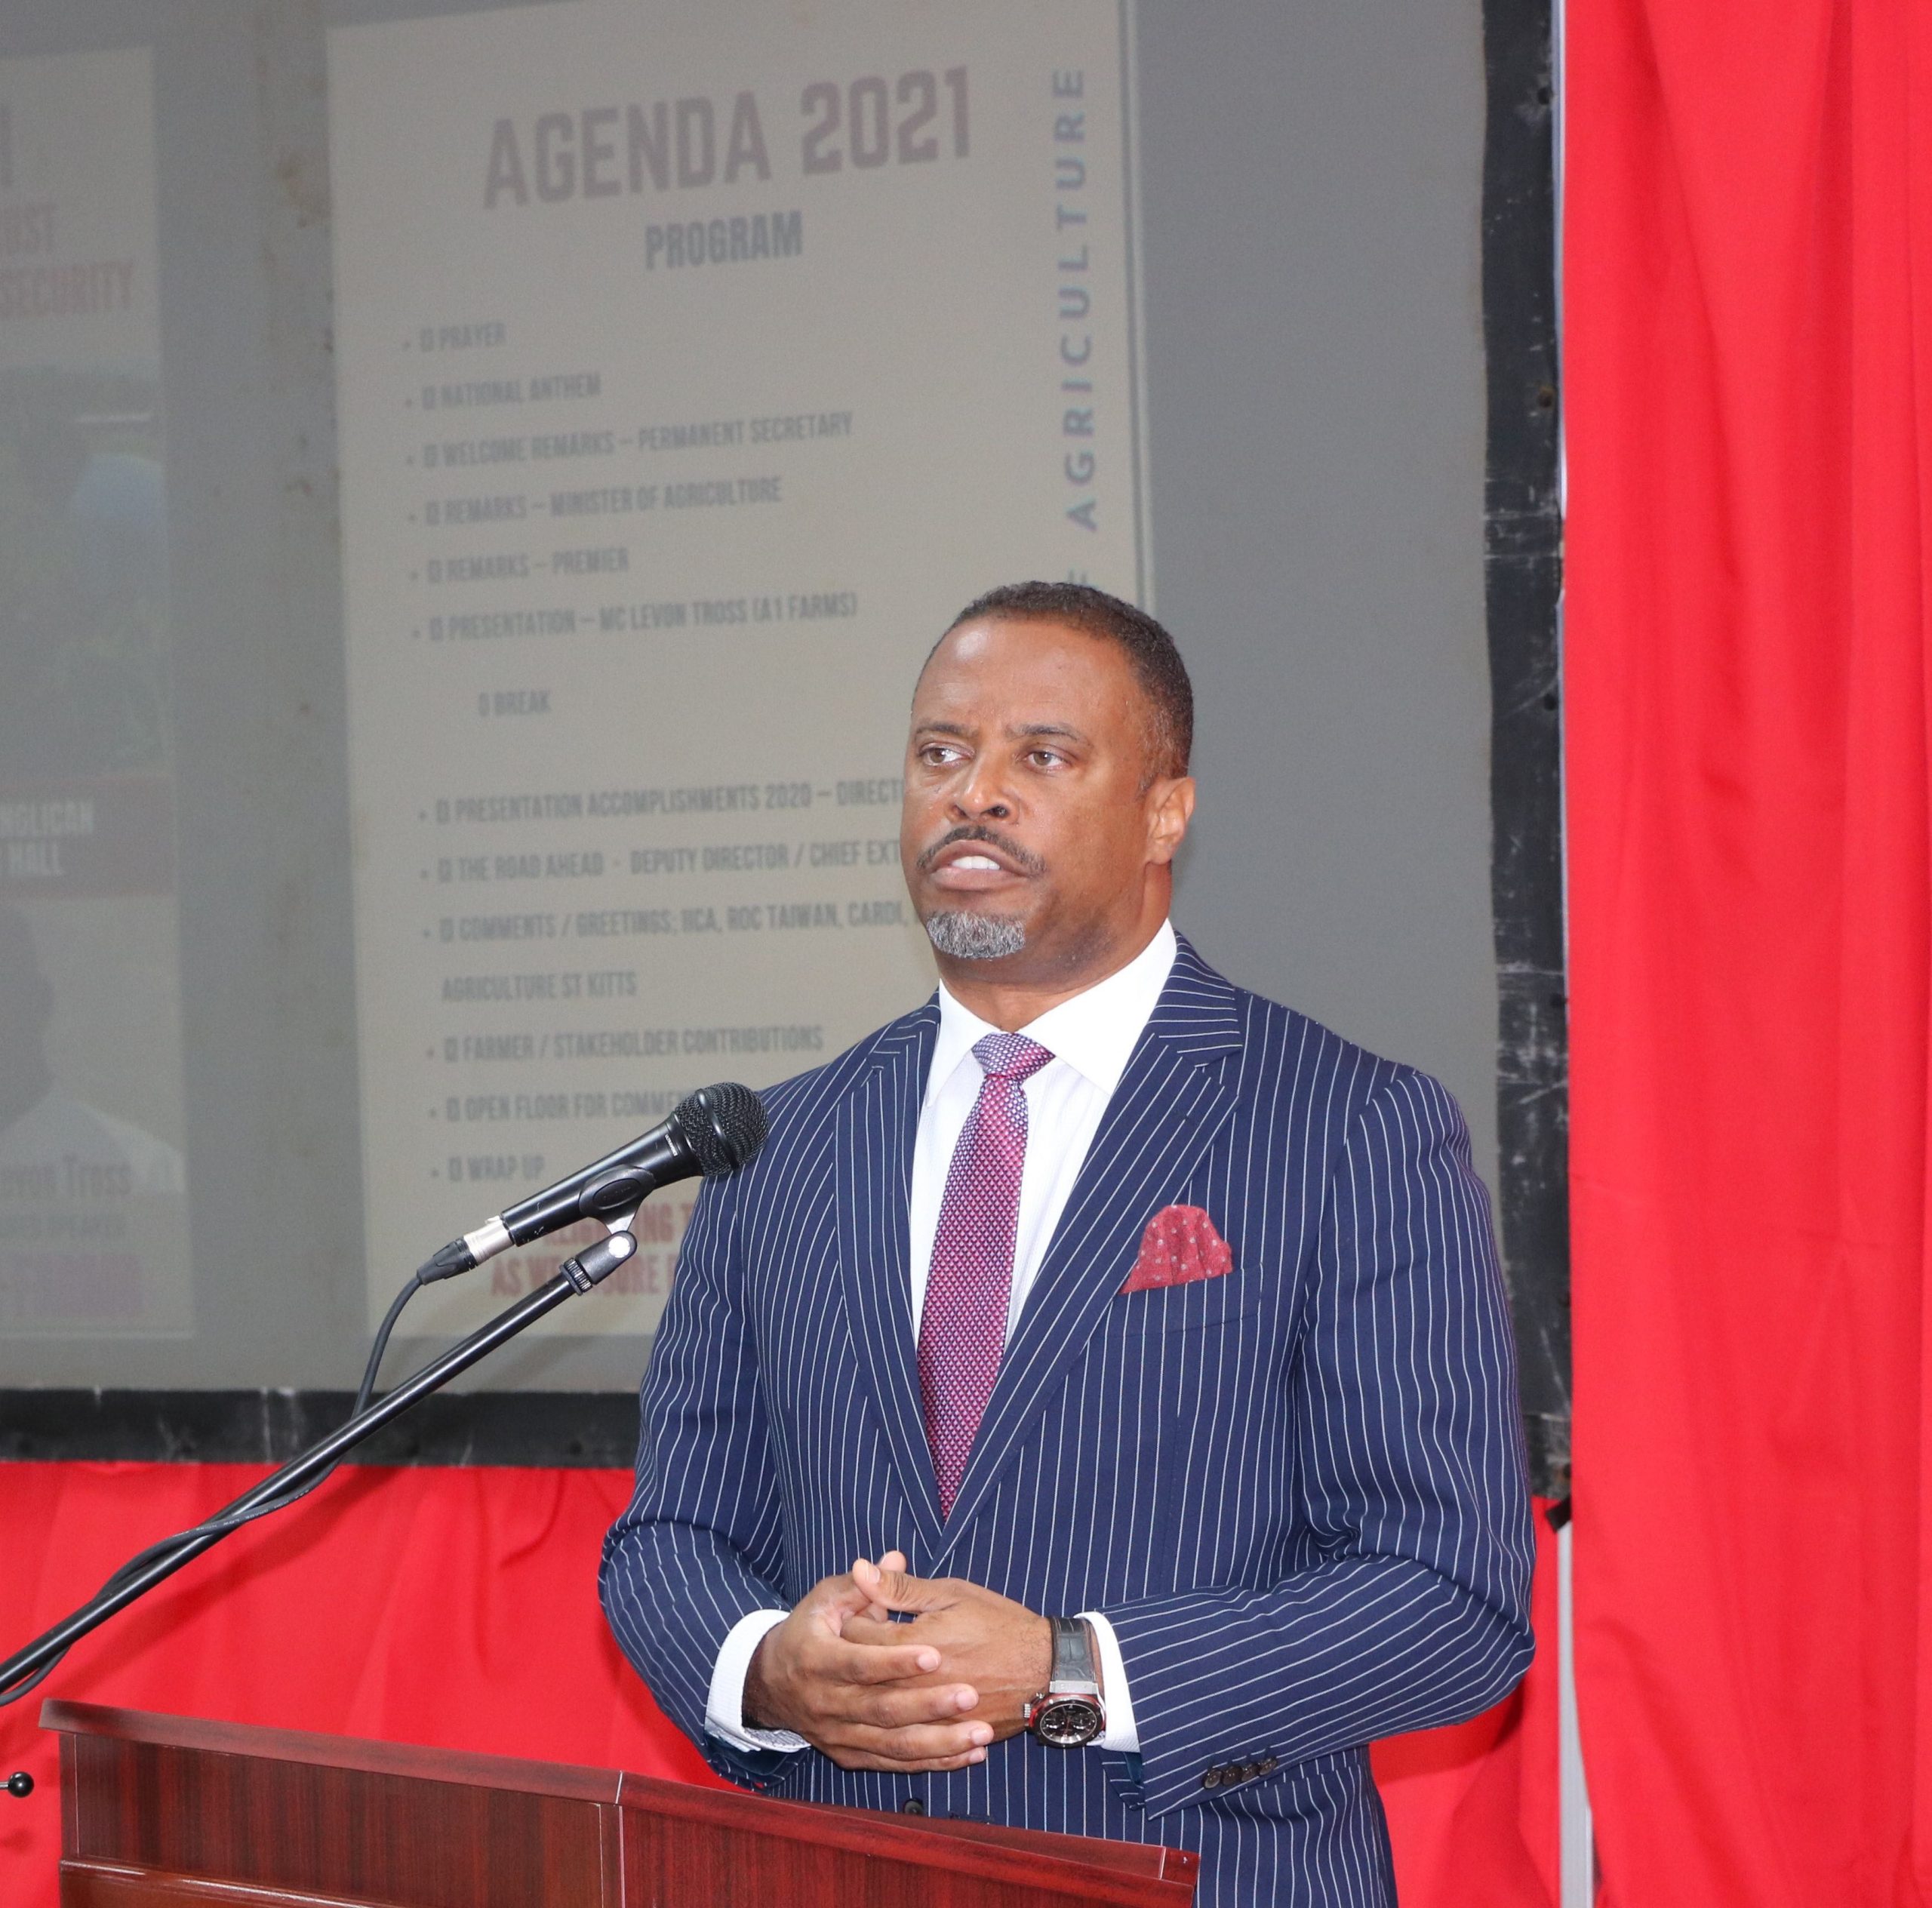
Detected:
[{"left": 328, "top": 0, "right": 1146, "bottom": 1343}]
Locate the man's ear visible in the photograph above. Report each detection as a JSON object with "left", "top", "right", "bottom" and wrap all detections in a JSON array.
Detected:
[{"left": 1146, "top": 776, "right": 1196, "bottom": 866}]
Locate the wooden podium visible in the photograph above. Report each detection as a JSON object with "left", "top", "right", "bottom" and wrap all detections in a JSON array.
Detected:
[{"left": 41, "top": 1701, "right": 1198, "bottom": 1907}]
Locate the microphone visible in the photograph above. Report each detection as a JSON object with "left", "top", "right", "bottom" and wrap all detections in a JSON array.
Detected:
[{"left": 419, "top": 1082, "right": 768, "bottom": 1282}]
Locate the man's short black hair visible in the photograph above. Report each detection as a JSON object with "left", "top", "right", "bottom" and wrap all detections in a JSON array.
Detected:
[{"left": 938, "top": 580, "right": 1193, "bottom": 780}]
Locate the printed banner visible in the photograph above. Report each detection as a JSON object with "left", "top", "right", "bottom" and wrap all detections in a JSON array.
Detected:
[{"left": 0, "top": 48, "right": 190, "bottom": 1337}]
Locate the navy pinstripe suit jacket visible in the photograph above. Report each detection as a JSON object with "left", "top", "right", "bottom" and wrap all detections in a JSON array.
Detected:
[{"left": 601, "top": 937, "right": 1534, "bottom": 1906}]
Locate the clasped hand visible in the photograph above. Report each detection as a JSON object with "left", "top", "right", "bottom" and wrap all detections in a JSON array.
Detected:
[{"left": 741, "top": 1552, "right": 1056, "bottom": 1771}]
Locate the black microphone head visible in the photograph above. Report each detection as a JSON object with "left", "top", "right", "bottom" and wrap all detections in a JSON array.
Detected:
[{"left": 672, "top": 1082, "right": 768, "bottom": 1176}]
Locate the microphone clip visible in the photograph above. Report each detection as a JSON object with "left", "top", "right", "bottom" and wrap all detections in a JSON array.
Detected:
[{"left": 558, "top": 1228, "right": 638, "bottom": 1295}]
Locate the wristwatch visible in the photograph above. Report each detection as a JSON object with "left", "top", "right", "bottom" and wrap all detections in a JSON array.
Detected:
[{"left": 1023, "top": 1616, "right": 1106, "bottom": 1747}]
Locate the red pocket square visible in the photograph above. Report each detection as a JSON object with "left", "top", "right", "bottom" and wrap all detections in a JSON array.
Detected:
[{"left": 1122, "top": 1205, "right": 1234, "bottom": 1292}]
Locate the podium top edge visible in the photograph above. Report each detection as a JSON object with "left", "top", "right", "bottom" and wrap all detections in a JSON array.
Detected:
[
  {"left": 41, "top": 1700, "right": 1198, "bottom": 1901},
  {"left": 39, "top": 1699, "right": 623, "bottom": 1804}
]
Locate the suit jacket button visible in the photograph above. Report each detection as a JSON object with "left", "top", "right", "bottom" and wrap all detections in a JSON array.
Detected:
[
  {"left": 1261, "top": 1756, "right": 1278, "bottom": 1773},
  {"left": 900, "top": 1798, "right": 925, "bottom": 1815},
  {"left": 1201, "top": 1769, "right": 1222, "bottom": 1790}
]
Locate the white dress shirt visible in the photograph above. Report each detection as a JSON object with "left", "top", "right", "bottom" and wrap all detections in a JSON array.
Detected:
[{"left": 705, "top": 920, "right": 1178, "bottom": 1756}]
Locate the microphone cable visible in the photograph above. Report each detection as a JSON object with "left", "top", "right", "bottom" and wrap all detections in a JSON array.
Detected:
[
  {"left": 0, "top": 1257, "right": 435, "bottom": 1706},
  {"left": 2, "top": 1082, "right": 769, "bottom": 1705}
]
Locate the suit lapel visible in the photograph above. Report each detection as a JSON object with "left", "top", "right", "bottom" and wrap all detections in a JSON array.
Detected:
[
  {"left": 932, "top": 939, "right": 1245, "bottom": 1555},
  {"left": 834, "top": 999, "right": 946, "bottom": 1555}
]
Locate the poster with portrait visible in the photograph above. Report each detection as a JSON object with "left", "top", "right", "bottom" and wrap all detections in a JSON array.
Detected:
[{"left": 0, "top": 47, "right": 190, "bottom": 1337}]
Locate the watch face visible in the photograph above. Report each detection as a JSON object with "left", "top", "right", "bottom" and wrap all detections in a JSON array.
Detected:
[{"left": 1030, "top": 1694, "right": 1103, "bottom": 1748}]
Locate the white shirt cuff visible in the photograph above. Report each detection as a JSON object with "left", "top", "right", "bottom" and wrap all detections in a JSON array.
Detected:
[
  {"left": 1078, "top": 1611, "right": 1140, "bottom": 1753},
  {"left": 705, "top": 1609, "right": 810, "bottom": 1753}
]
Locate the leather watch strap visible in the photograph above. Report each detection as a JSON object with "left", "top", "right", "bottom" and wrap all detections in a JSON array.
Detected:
[
  {"left": 1026, "top": 1616, "right": 1105, "bottom": 1746},
  {"left": 1050, "top": 1615, "right": 1099, "bottom": 1687}
]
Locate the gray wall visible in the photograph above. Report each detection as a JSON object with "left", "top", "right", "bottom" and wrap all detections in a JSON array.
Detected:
[
  {"left": 1140, "top": 2, "right": 1495, "bottom": 1180},
  {"left": 0, "top": 0, "right": 1494, "bottom": 1392}
]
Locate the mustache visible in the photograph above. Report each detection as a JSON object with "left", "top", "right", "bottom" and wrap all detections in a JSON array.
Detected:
[{"left": 915, "top": 823, "right": 1046, "bottom": 877}]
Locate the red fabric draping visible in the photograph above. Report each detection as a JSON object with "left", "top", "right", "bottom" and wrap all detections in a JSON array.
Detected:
[
  {"left": 1566, "top": 0, "right": 1932, "bottom": 1902},
  {"left": 1371, "top": 1500, "right": 1561, "bottom": 1908},
  {"left": 0, "top": 1460, "right": 1558, "bottom": 1904},
  {"left": 0, "top": 1461, "right": 718, "bottom": 1907}
]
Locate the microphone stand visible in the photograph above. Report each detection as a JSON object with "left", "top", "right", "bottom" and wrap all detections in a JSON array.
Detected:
[{"left": 0, "top": 1229, "right": 638, "bottom": 1703}]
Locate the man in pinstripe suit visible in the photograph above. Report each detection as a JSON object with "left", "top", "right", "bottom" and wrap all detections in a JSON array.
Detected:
[{"left": 601, "top": 583, "right": 1534, "bottom": 1905}]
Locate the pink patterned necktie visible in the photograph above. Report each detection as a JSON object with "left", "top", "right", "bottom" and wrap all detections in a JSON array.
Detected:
[{"left": 918, "top": 1031, "right": 1054, "bottom": 1517}]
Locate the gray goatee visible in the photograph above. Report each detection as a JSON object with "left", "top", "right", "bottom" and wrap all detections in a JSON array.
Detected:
[{"left": 923, "top": 911, "right": 1026, "bottom": 960}]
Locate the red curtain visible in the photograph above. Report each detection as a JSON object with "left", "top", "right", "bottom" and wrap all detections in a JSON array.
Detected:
[
  {"left": 0, "top": 1460, "right": 717, "bottom": 1906},
  {"left": 0, "top": 1460, "right": 1558, "bottom": 1904},
  {"left": 1371, "top": 1512, "right": 1560, "bottom": 1908},
  {"left": 1565, "top": 0, "right": 1932, "bottom": 1902}
]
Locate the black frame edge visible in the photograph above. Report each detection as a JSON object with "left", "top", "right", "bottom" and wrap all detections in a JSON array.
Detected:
[
  {"left": 1481, "top": 0, "right": 1570, "bottom": 1498},
  {"left": 0, "top": 1388, "right": 639, "bottom": 1469}
]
